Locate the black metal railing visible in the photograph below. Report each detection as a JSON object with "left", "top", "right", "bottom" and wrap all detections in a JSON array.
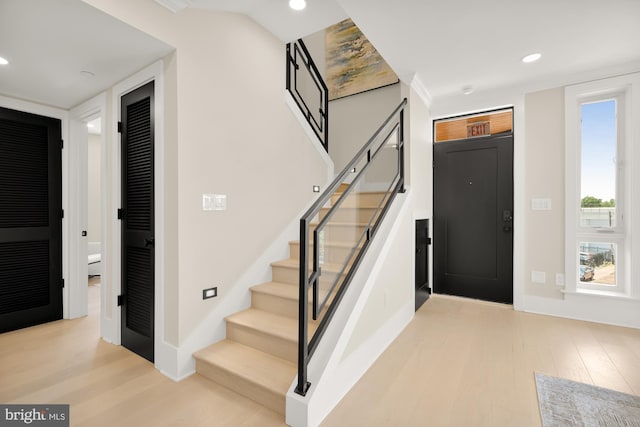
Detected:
[
  {"left": 296, "top": 98, "right": 408, "bottom": 395},
  {"left": 286, "top": 39, "right": 329, "bottom": 152}
]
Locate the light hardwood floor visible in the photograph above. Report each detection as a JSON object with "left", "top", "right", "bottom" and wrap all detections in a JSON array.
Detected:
[
  {"left": 322, "top": 295, "right": 640, "bottom": 427},
  {"left": 1, "top": 283, "right": 639, "bottom": 426}
]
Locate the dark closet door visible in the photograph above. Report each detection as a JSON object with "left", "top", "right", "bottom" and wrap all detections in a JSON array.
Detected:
[
  {"left": 0, "top": 107, "right": 62, "bottom": 333},
  {"left": 120, "top": 81, "right": 155, "bottom": 362}
]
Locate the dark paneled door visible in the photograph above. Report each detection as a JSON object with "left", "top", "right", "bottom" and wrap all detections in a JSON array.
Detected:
[
  {"left": 433, "top": 134, "right": 513, "bottom": 304},
  {"left": 0, "top": 107, "right": 62, "bottom": 333},
  {"left": 120, "top": 81, "right": 155, "bottom": 362}
]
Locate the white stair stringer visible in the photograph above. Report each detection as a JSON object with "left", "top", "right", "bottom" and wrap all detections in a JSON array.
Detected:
[{"left": 286, "top": 191, "right": 415, "bottom": 427}]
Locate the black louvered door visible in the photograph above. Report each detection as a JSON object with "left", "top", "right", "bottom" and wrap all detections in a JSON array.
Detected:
[
  {"left": 120, "top": 82, "right": 155, "bottom": 362},
  {"left": 0, "top": 107, "right": 62, "bottom": 333}
]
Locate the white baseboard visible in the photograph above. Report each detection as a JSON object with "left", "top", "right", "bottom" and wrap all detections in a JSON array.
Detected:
[{"left": 522, "top": 293, "right": 640, "bottom": 329}]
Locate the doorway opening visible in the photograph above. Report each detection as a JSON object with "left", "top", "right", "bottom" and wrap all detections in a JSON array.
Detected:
[
  {"left": 87, "top": 117, "right": 103, "bottom": 317},
  {"left": 432, "top": 108, "right": 514, "bottom": 304}
]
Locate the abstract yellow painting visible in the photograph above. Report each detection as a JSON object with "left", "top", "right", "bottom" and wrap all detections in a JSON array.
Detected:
[{"left": 325, "top": 18, "right": 399, "bottom": 100}]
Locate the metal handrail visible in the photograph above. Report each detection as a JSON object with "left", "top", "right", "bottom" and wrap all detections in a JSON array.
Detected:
[
  {"left": 296, "top": 98, "right": 407, "bottom": 396},
  {"left": 286, "top": 39, "right": 329, "bottom": 151}
]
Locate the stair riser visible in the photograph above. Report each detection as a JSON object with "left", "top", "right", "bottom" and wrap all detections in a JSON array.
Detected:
[
  {"left": 251, "top": 292, "right": 298, "bottom": 319},
  {"left": 330, "top": 192, "right": 388, "bottom": 206},
  {"left": 227, "top": 323, "right": 297, "bottom": 363},
  {"left": 317, "top": 225, "right": 368, "bottom": 242},
  {"left": 289, "top": 242, "right": 360, "bottom": 264},
  {"left": 271, "top": 264, "right": 344, "bottom": 287},
  {"left": 319, "top": 207, "right": 378, "bottom": 222},
  {"left": 251, "top": 290, "right": 330, "bottom": 321},
  {"left": 195, "top": 359, "right": 285, "bottom": 415}
]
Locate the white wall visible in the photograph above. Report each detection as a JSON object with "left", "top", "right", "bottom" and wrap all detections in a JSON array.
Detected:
[
  {"left": 85, "top": 0, "right": 332, "bottom": 378},
  {"left": 524, "top": 88, "right": 565, "bottom": 299},
  {"left": 432, "top": 71, "right": 640, "bottom": 329},
  {"left": 87, "top": 133, "right": 101, "bottom": 242}
]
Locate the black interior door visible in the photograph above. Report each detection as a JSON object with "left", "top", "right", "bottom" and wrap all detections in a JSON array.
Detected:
[
  {"left": 120, "top": 81, "right": 155, "bottom": 362},
  {"left": 433, "top": 133, "right": 513, "bottom": 304},
  {"left": 415, "top": 219, "right": 430, "bottom": 310},
  {"left": 0, "top": 107, "right": 62, "bottom": 333}
]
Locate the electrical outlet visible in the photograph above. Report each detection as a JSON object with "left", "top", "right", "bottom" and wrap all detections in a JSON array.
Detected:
[
  {"left": 555, "top": 273, "right": 565, "bottom": 286},
  {"left": 203, "top": 287, "right": 217, "bottom": 299}
]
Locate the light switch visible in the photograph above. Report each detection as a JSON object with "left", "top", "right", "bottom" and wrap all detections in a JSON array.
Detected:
[
  {"left": 213, "top": 194, "right": 227, "bottom": 211},
  {"left": 531, "top": 198, "right": 552, "bottom": 210},
  {"left": 202, "top": 194, "right": 214, "bottom": 211},
  {"left": 202, "top": 194, "right": 227, "bottom": 211}
]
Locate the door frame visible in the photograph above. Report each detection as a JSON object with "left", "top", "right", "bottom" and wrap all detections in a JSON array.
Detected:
[
  {"left": 109, "top": 61, "right": 168, "bottom": 368},
  {"left": 68, "top": 94, "right": 107, "bottom": 320},
  {"left": 431, "top": 106, "right": 517, "bottom": 305}
]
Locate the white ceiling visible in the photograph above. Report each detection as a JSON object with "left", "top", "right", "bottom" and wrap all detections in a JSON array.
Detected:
[
  {"left": 0, "top": 0, "right": 173, "bottom": 109},
  {"left": 1, "top": 0, "right": 638, "bottom": 109},
  {"left": 189, "top": 0, "right": 640, "bottom": 100}
]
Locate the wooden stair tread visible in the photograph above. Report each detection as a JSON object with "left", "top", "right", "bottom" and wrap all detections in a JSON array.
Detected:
[
  {"left": 194, "top": 340, "right": 295, "bottom": 395},
  {"left": 322, "top": 203, "right": 380, "bottom": 210},
  {"left": 271, "top": 258, "right": 344, "bottom": 272},
  {"left": 289, "top": 239, "right": 363, "bottom": 249},
  {"left": 225, "top": 308, "right": 317, "bottom": 341},
  {"left": 251, "top": 281, "right": 332, "bottom": 305},
  {"left": 251, "top": 281, "right": 299, "bottom": 301},
  {"left": 311, "top": 220, "right": 369, "bottom": 227}
]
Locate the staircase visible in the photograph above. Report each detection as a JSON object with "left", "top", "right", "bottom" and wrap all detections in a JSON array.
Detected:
[{"left": 193, "top": 189, "right": 384, "bottom": 415}]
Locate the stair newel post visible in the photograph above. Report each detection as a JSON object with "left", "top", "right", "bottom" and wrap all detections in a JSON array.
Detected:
[{"left": 296, "top": 218, "right": 310, "bottom": 396}]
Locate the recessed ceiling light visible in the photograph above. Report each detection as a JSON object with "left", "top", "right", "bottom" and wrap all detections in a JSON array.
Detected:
[
  {"left": 80, "top": 70, "right": 95, "bottom": 78},
  {"left": 462, "top": 86, "right": 474, "bottom": 95},
  {"left": 0, "top": 56, "right": 9, "bottom": 65},
  {"left": 289, "top": 0, "right": 306, "bottom": 11},
  {"left": 522, "top": 53, "right": 542, "bottom": 63}
]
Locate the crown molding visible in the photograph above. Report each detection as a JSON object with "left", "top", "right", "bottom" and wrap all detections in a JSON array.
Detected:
[
  {"left": 409, "top": 74, "right": 432, "bottom": 108},
  {"left": 153, "top": 0, "right": 191, "bottom": 13}
]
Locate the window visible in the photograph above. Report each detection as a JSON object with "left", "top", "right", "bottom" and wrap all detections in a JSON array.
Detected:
[
  {"left": 580, "top": 99, "right": 617, "bottom": 229},
  {"left": 565, "top": 74, "right": 638, "bottom": 296}
]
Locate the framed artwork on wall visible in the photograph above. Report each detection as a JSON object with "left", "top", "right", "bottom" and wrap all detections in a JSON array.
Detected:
[{"left": 325, "top": 18, "right": 399, "bottom": 100}]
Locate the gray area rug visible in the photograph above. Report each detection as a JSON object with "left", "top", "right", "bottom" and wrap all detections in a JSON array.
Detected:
[{"left": 535, "top": 372, "right": 640, "bottom": 427}]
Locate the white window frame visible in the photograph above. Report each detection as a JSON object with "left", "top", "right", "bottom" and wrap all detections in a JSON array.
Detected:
[{"left": 565, "top": 74, "right": 636, "bottom": 296}]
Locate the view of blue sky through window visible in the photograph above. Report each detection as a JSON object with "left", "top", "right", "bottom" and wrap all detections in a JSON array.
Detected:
[{"left": 581, "top": 100, "right": 617, "bottom": 202}]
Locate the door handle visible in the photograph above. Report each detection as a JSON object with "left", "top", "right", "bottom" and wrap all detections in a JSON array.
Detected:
[
  {"left": 145, "top": 238, "right": 155, "bottom": 247},
  {"left": 503, "top": 210, "right": 513, "bottom": 232}
]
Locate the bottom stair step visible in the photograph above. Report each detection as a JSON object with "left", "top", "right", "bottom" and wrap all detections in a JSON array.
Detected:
[{"left": 194, "top": 339, "right": 296, "bottom": 415}]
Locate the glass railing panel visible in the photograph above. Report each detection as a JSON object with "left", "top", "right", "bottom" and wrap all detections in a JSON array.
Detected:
[
  {"left": 311, "top": 129, "right": 400, "bottom": 317},
  {"left": 296, "top": 99, "right": 406, "bottom": 396},
  {"left": 294, "top": 46, "right": 325, "bottom": 130}
]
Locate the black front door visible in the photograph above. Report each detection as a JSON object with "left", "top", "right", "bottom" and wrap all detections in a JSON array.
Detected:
[
  {"left": 120, "top": 81, "right": 155, "bottom": 362},
  {"left": 433, "top": 133, "right": 513, "bottom": 304},
  {"left": 0, "top": 107, "right": 62, "bottom": 333}
]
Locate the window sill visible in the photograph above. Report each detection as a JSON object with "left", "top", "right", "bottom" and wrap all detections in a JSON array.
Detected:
[{"left": 562, "top": 288, "right": 640, "bottom": 302}]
